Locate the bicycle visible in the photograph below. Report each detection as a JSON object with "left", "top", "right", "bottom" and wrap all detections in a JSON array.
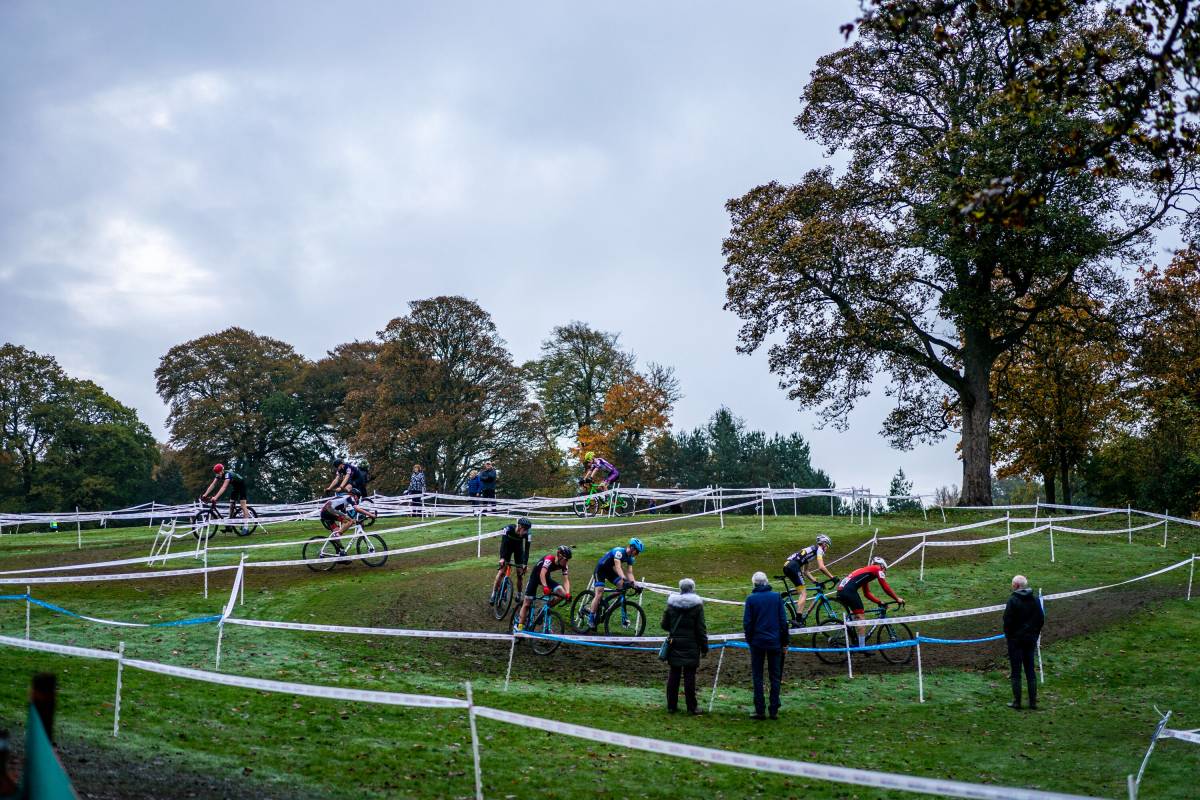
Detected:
[
  {"left": 302, "top": 525, "right": 389, "bottom": 572},
  {"left": 810, "top": 600, "right": 914, "bottom": 665},
  {"left": 569, "top": 581, "right": 646, "bottom": 636},
  {"left": 572, "top": 483, "right": 632, "bottom": 518},
  {"left": 510, "top": 592, "right": 567, "bottom": 655},
  {"left": 777, "top": 575, "right": 841, "bottom": 629},
  {"left": 191, "top": 498, "right": 260, "bottom": 539},
  {"left": 489, "top": 562, "right": 527, "bottom": 620}
]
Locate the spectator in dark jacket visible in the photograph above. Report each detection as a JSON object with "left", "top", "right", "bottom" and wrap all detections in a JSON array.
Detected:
[
  {"left": 742, "top": 571, "right": 790, "bottom": 720},
  {"left": 1003, "top": 574, "right": 1044, "bottom": 710},
  {"left": 661, "top": 578, "right": 709, "bottom": 715},
  {"left": 466, "top": 470, "right": 482, "bottom": 505},
  {"left": 479, "top": 462, "right": 498, "bottom": 508}
]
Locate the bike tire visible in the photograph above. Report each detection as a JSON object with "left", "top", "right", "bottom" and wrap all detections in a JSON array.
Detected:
[
  {"left": 612, "top": 493, "right": 634, "bottom": 517},
  {"left": 572, "top": 499, "right": 594, "bottom": 518},
  {"left": 531, "top": 610, "right": 564, "bottom": 656},
  {"left": 785, "top": 600, "right": 800, "bottom": 629},
  {"left": 303, "top": 536, "right": 338, "bottom": 572},
  {"left": 191, "top": 513, "right": 216, "bottom": 541},
  {"left": 356, "top": 533, "right": 388, "bottom": 567},
  {"left": 875, "top": 621, "right": 915, "bottom": 665},
  {"left": 492, "top": 577, "right": 514, "bottom": 620},
  {"left": 814, "top": 599, "right": 841, "bottom": 627},
  {"left": 233, "top": 506, "right": 260, "bottom": 537},
  {"left": 569, "top": 590, "right": 595, "bottom": 632},
  {"left": 813, "top": 625, "right": 849, "bottom": 665},
  {"left": 603, "top": 600, "right": 646, "bottom": 636}
]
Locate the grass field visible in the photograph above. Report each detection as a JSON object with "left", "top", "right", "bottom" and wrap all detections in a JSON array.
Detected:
[{"left": 0, "top": 506, "right": 1197, "bottom": 799}]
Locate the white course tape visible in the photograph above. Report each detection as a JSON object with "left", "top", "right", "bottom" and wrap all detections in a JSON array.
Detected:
[
  {"left": 0, "top": 564, "right": 238, "bottom": 585},
  {"left": 123, "top": 658, "right": 469, "bottom": 709},
  {"left": 877, "top": 517, "right": 1007, "bottom": 542},
  {"left": 225, "top": 617, "right": 515, "bottom": 642},
  {"left": 0, "top": 632, "right": 120, "bottom": 660},
  {"left": 1043, "top": 558, "right": 1194, "bottom": 601},
  {"left": 924, "top": 523, "right": 1050, "bottom": 548},
  {"left": 470, "top": 706, "right": 1100, "bottom": 800},
  {"left": 1160, "top": 729, "right": 1200, "bottom": 745}
]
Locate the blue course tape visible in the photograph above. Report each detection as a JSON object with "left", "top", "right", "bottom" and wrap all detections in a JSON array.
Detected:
[
  {"left": 918, "top": 633, "right": 1005, "bottom": 645},
  {"left": 8, "top": 595, "right": 220, "bottom": 629}
]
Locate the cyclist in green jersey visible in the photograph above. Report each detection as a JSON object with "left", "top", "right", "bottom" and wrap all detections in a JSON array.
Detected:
[{"left": 202, "top": 463, "right": 250, "bottom": 521}]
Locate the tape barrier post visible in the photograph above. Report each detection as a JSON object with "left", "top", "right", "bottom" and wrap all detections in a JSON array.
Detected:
[
  {"left": 1130, "top": 710, "right": 1172, "bottom": 800},
  {"left": 793, "top": 484, "right": 798, "bottom": 517},
  {"left": 867, "top": 532, "right": 877, "bottom": 565},
  {"left": 1162, "top": 511, "right": 1168, "bottom": 548},
  {"left": 1006, "top": 513, "right": 1012, "bottom": 556},
  {"left": 919, "top": 537, "right": 926, "bottom": 582},
  {"left": 1128, "top": 504, "right": 1133, "bottom": 545},
  {"left": 25, "top": 585, "right": 31, "bottom": 639},
  {"left": 708, "top": 644, "right": 726, "bottom": 712},
  {"left": 867, "top": 493, "right": 872, "bottom": 526},
  {"left": 215, "top": 622, "right": 225, "bottom": 669},
  {"left": 939, "top": 504, "right": 946, "bottom": 523},
  {"left": 239, "top": 552, "right": 246, "bottom": 606},
  {"left": 760, "top": 492, "right": 765, "bottom": 531},
  {"left": 1127, "top": 774, "right": 1137, "bottom": 800},
  {"left": 465, "top": 681, "right": 484, "bottom": 800},
  {"left": 503, "top": 636, "right": 517, "bottom": 691},
  {"left": 113, "top": 641, "right": 125, "bottom": 736},
  {"left": 915, "top": 633, "right": 924, "bottom": 703},
  {"left": 1049, "top": 523, "right": 1055, "bottom": 563},
  {"left": 477, "top": 511, "right": 482, "bottom": 559},
  {"left": 719, "top": 487, "right": 724, "bottom": 530},
  {"left": 1036, "top": 588, "right": 1045, "bottom": 685},
  {"left": 767, "top": 483, "right": 777, "bottom": 517},
  {"left": 844, "top": 619, "right": 853, "bottom": 679},
  {"left": 76, "top": 507, "right": 81, "bottom": 549},
  {"left": 203, "top": 549, "right": 208, "bottom": 599},
  {"left": 830, "top": 494, "right": 834, "bottom": 518},
  {"left": 1187, "top": 555, "right": 1194, "bottom": 601}
]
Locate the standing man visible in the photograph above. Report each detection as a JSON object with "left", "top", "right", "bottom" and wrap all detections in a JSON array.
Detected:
[
  {"left": 479, "top": 461, "right": 498, "bottom": 509},
  {"left": 743, "top": 571, "right": 789, "bottom": 720},
  {"left": 1003, "top": 574, "right": 1044, "bottom": 710},
  {"left": 466, "top": 469, "right": 482, "bottom": 505}
]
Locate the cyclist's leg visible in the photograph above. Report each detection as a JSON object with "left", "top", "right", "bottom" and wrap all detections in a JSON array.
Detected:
[
  {"left": 784, "top": 562, "right": 807, "bottom": 613},
  {"left": 491, "top": 559, "right": 509, "bottom": 601},
  {"left": 836, "top": 589, "right": 867, "bottom": 647}
]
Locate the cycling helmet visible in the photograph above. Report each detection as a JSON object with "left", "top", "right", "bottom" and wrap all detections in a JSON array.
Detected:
[
  {"left": 517, "top": 517, "right": 533, "bottom": 530},
  {"left": 556, "top": 544, "right": 573, "bottom": 560},
  {"left": 628, "top": 537, "right": 644, "bottom": 553},
  {"left": 212, "top": 463, "right": 224, "bottom": 474},
  {"left": 584, "top": 451, "right": 596, "bottom": 462},
  {"left": 871, "top": 556, "right": 888, "bottom": 571},
  {"left": 816, "top": 534, "right": 832, "bottom": 548}
]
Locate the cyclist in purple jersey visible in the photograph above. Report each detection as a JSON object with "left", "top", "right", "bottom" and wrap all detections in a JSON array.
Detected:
[{"left": 581, "top": 451, "right": 620, "bottom": 488}]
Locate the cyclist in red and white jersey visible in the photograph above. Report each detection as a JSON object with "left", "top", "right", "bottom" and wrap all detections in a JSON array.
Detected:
[
  {"left": 514, "top": 546, "right": 573, "bottom": 632},
  {"left": 836, "top": 557, "right": 905, "bottom": 650}
]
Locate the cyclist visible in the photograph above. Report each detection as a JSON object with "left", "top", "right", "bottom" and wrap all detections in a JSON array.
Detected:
[
  {"left": 514, "top": 545, "right": 573, "bottom": 632},
  {"left": 325, "top": 459, "right": 368, "bottom": 498},
  {"left": 586, "top": 538, "right": 643, "bottom": 631},
  {"left": 202, "top": 463, "right": 250, "bottom": 523},
  {"left": 835, "top": 557, "right": 905, "bottom": 651},
  {"left": 318, "top": 490, "right": 375, "bottom": 559},
  {"left": 490, "top": 517, "right": 533, "bottom": 605},
  {"left": 783, "top": 534, "right": 836, "bottom": 621},
  {"left": 580, "top": 451, "right": 620, "bottom": 489}
]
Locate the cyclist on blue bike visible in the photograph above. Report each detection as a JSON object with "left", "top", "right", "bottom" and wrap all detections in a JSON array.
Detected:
[
  {"left": 514, "top": 545, "right": 573, "bottom": 632},
  {"left": 783, "top": 534, "right": 836, "bottom": 620},
  {"left": 585, "top": 538, "right": 643, "bottom": 631}
]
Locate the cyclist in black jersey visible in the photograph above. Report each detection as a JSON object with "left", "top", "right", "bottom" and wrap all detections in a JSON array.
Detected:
[
  {"left": 203, "top": 463, "right": 249, "bottom": 520},
  {"left": 490, "top": 517, "right": 533, "bottom": 604},
  {"left": 782, "top": 534, "right": 836, "bottom": 616},
  {"left": 326, "top": 459, "right": 368, "bottom": 497},
  {"left": 515, "top": 545, "right": 573, "bottom": 632}
]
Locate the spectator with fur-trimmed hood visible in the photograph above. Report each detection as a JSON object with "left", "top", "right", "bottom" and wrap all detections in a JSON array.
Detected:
[{"left": 661, "top": 578, "right": 709, "bottom": 715}]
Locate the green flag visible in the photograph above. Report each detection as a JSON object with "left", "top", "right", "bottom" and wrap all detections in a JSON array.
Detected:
[{"left": 15, "top": 704, "right": 76, "bottom": 800}]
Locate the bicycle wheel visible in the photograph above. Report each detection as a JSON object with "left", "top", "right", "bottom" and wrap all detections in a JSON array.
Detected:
[
  {"left": 812, "top": 624, "right": 849, "bottom": 665},
  {"left": 603, "top": 600, "right": 646, "bottom": 636},
  {"left": 874, "top": 622, "right": 915, "bottom": 665},
  {"left": 303, "top": 536, "right": 338, "bottom": 572},
  {"left": 492, "top": 576, "right": 514, "bottom": 620},
  {"left": 191, "top": 512, "right": 216, "bottom": 541},
  {"left": 572, "top": 498, "right": 595, "bottom": 518},
  {"left": 612, "top": 493, "right": 633, "bottom": 517},
  {"left": 814, "top": 599, "right": 841, "bottom": 627},
  {"left": 531, "top": 609, "right": 564, "bottom": 656},
  {"left": 784, "top": 600, "right": 800, "bottom": 629},
  {"left": 570, "top": 590, "right": 595, "bottom": 632},
  {"left": 232, "top": 506, "right": 260, "bottom": 537},
  {"left": 355, "top": 533, "right": 388, "bottom": 567}
]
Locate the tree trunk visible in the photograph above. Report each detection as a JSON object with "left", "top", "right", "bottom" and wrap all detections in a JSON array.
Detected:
[
  {"left": 958, "top": 350, "right": 994, "bottom": 506},
  {"left": 1059, "top": 458, "right": 1072, "bottom": 505},
  {"left": 1042, "top": 470, "right": 1057, "bottom": 505}
]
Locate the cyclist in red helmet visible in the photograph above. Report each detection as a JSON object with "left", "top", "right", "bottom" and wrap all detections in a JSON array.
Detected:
[
  {"left": 836, "top": 557, "right": 905, "bottom": 651},
  {"left": 201, "top": 463, "right": 250, "bottom": 522}
]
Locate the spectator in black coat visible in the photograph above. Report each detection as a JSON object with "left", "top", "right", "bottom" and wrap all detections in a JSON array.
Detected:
[
  {"left": 742, "top": 571, "right": 790, "bottom": 720},
  {"left": 1003, "top": 574, "right": 1045, "bottom": 710},
  {"left": 661, "top": 578, "right": 709, "bottom": 715},
  {"left": 479, "top": 462, "right": 498, "bottom": 508}
]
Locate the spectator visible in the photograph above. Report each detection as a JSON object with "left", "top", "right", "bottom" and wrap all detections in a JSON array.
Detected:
[
  {"left": 661, "top": 578, "right": 709, "bottom": 715},
  {"left": 1003, "top": 574, "right": 1044, "bottom": 710},
  {"left": 479, "top": 461, "right": 498, "bottom": 508},
  {"left": 405, "top": 464, "right": 426, "bottom": 511},
  {"left": 466, "top": 469, "right": 482, "bottom": 505},
  {"left": 742, "top": 571, "right": 789, "bottom": 720}
]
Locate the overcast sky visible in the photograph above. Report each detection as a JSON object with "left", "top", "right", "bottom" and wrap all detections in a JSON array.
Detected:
[{"left": 0, "top": 0, "right": 973, "bottom": 496}]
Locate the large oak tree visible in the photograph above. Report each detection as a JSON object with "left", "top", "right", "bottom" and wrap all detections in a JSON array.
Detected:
[{"left": 723, "top": 4, "right": 1194, "bottom": 504}]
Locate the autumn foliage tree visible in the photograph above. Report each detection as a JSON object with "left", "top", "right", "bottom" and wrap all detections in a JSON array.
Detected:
[
  {"left": 723, "top": 3, "right": 1194, "bottom": 505},
  {"left": 577, "top": 373, "right": 673, "bottom": 484}
]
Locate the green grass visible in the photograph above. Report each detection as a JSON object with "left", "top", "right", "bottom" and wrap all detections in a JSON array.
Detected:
[{"left": 0, "top": 509, "right": 1197, "bottom": 798}]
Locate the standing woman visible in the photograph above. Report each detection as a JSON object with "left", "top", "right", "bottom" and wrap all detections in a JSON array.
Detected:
[{"left": 661, "top": 578, "right": 709, "bottom": 715}]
